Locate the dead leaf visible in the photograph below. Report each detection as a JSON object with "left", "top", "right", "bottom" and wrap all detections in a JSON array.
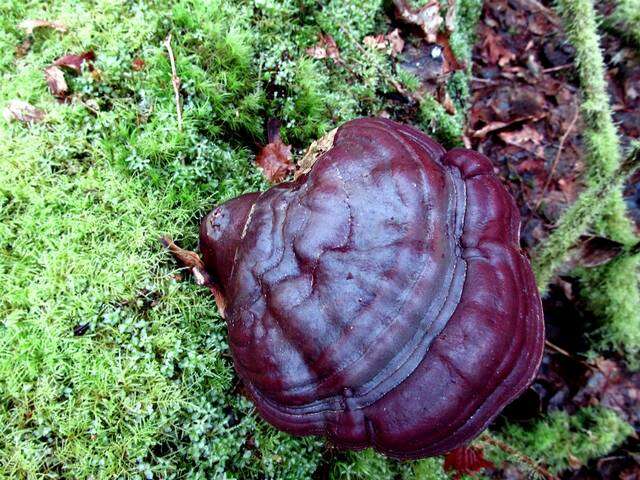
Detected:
[
  {"left": 445, "top": 0, "right": 457, "bottom": 33},
  {"left": 392, "top": 0, "right": 443, "bottom": 43},
  {"left": 18, "top": 19, "right": 67, "bottom": 35},
  {"left": 386, "top": 29, "right": 404, "bottom": 56},
  {"left": 479, "top": 24, "right": 517, "bottom": 67},
  {"left": 256, "top": 119, "right": 295, "bottom": 183},
  {"left": 160, "top": 236, "right": 227, "bottom": 317},
  {"left": 160, "top": 236, "right": 207, "bottom": 274},
  {"left": 296, "top": 127, "right": 338, "bottom": 179},
  {"left": 440, "top": 89, "right": 456, "bottom": 115},
  {"left": 499, "top": 125, "right": 545, "bottom": 157},
  {"left": 15, "top": 38, "right": 33, "bottom": 58},
  {"left": 44, "top": 65, "right": 68, "bottom": 98},
  {"left": 256, "top": 139, "right": 293, "bottom": 183},
  {"left": 444, "top": 445, "right": 494, "bottom": 480},
  {"left": 568, "top": 454, "right": 583, "bottom": 470},
  {"left": 471, "top": 113, "right": 546, "bottom": 138},
  {"left": 363, "top": 34, "right": 387, "bottom": 50},
  {"left": 363, "top": 29, "right": 404, "bottom": 57},
  {"left": 3, "top": 99, "right": 45, "bottom": 124},
  {"left": 53, "top": 51, "right": 95, "bottom": 73},
  {"left": 568, "top": 235, "right": 626, "bottom": 268},
  {"left": 306, "top": 33, "right": 340, "bottom": 61},
  {"left": 499, "top": 125, "right": 543, "bottom": 147}
]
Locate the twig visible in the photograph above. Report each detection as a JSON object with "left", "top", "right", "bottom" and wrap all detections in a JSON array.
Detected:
[
  {"left": 542, "top": 63, "right": 573, "bottom": 74},
  {"left": 535, "top": 108, "right": 580, "bottom": 209},
  {"left": 163, "top": 33, "right": 183, "bottom": 131},
  {"left": 544, "top": 339, "right": 598, "bottom": 370},
  {"left": 479, "top": 433, "right": 557, "bottom": 480},
  {"left": 544, "top": 339, "right": 572, "bottom": 357}
]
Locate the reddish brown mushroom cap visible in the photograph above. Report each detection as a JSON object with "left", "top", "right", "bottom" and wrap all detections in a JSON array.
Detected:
[{"left": 199, "top": 118, "right": 544, "bottom": 459}]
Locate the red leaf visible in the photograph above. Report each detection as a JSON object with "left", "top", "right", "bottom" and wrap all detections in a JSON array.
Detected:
[
  {"left": 132, "top": 57, "right": 145, "bottom": 71},
  {"left": 444, "top": 445, "right": 494, "bottom": 480},
  {"left": 256, "top": 138, "right": 294, "bottom": 183},
  {"left": 53, "top": 51, "right": 95, "bottom": 74},
  {"left": 44, "top": 65, "right": 68, "bottom": 98}
]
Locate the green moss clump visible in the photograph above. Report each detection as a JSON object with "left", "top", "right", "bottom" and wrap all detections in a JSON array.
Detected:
[
  {"left": 535, "top": 0, "right": 640, "bottom": 362},
  {"left": 401, "top": 457, "right": 449, "bottom": 480},
  {"left": 418, "top": 93, "right": 464, "bottom": 148},
  {"left": 0, "top": 0, "right": 481, "bottom": 476},
  {"left": 487, "top": 407, "right": 633, "bottom": 474},
  {"left": 611, "top": 0, "right": 640, "bottom": 46},
  {"left": 330, "top": 449, "right": 399, "bottom": 480},
  {"left": 448, "top": 0, "right": 483, "bottom": 65}
]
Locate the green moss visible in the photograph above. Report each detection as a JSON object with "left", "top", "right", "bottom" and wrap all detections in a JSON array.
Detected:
[
  {"left": 330, "top": 449, "right": 399, "bottom": 480},
  {"left": 448, "top": 0, "right": 483, "bottom": 65},
  {"left": 611, "top": 0, "right": 640, "bottom": 46},
  {"left": 418, "top": 94, "right": 464, "bottom": 148},
  {"left": 401, "top": 457, "right": 449, "bottom": 480},
  {"left": 0, "top": 0, "right": 482, "bottom": 476},
  {"left": 487, "top": 407, "right": 633, "bottom": 474},
  {"left": 537, "top": 0, "right": 640, "bottom": 361},
  {"left": 414, "top": 0, "right": 481, "bottom": 148}
]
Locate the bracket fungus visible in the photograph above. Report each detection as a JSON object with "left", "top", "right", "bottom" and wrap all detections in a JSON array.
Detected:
[{"left": 199, "top": 118, "right": 544, "bottom": 459}]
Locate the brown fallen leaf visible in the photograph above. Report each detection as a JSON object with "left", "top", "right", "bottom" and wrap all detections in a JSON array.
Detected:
[
  {"left": 306, "top": 33, "right": 340, "bottom": 61},
  {"left": 15, "top": 38, "right": 33, "bottom": 58},
  {"left": 479, "top": 24, "right": 517, "bottom": 67},
  {"left": 160, "top": 236, "right": 227, "bottom": 317},
  {"left": 296, "top": 127, "right": 338, "bottom": 179},
  {"left": 44, "top": 65, "right": 68, "bottom": 98},
  {"left": 363, "top": 34, "right": 387, "bottom": 50},
  {"left": 392, "top": 0, "right": 443, "bottom": 43},
  {"left": 18, "top": 19, "right": 67, "bottom": 35},
  {"left": 445, "top": 0, "right": 457, "bottom": 33},
  {"left": 471, "top": 113, "right": 546, "bottom": 138},
  {"left": 256, "top": 119, "right": 294, "bottom": 183},
  {"left": 386, "top": 28, "right": 405, "bottom": 57},
  {"left": 363, "top": 29, "right": 405, "bottom": 57},
  {"left": 439, "top": 89, "right": 456, "bottom": 115},
  {"left": 498, "top": 125, "right": 544, "bottom": 146},
  {"left": 53, "top": 51, "right": 95, "bottom": 73},
  {"left": 3, "top": 99, "right": 45, "bottom": 124},
  {"left": 499, "top": 125, "right": 544, "bottom": 156},
  {"left": 567, "top": 235, "right": 626, "bottom": 268}
]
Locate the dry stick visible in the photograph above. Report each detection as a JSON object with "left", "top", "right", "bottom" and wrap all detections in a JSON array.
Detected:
[
  {"left": 544, "top": 339, "right": 598, "bottom": 370},
  {"left": 164, "top": 33, "right": 183, "bottom": 131},
  {"left": 541, "top": 63, "right": 573, "bottom": 74},
  {"left": 479, "top": 433, "right": 557, "bottom": 480},
  {"left": 535, "top": 108, "right": 580, "bottom": 210}
]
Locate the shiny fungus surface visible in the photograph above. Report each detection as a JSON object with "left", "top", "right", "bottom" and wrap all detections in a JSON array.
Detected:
[{"left": 199, "top": 117, "right": 544, "bottom": 459}]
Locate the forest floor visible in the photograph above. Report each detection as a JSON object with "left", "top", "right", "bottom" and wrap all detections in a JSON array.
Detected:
[{"left": 0, "top": 0, "right": 638, "bottom": 479}]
